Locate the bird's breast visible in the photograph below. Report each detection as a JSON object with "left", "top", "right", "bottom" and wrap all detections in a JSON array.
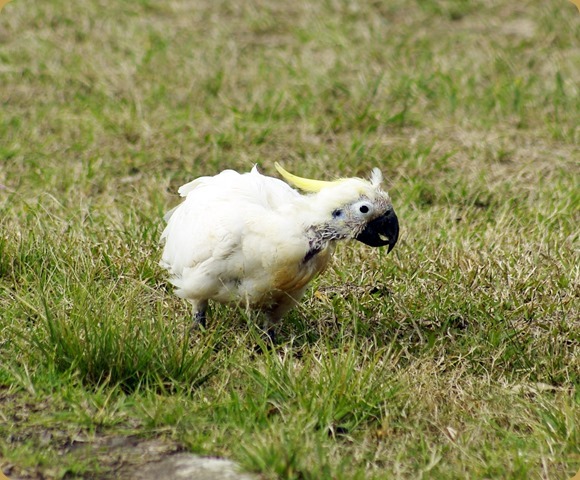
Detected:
[{"left": 273, "top": 244, "right": 333, "bottom": 294}]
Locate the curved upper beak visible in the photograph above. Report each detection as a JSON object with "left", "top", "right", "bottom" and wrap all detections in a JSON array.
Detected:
[{"left": 355, "top": 208, "right": 399, "bottom": 252}]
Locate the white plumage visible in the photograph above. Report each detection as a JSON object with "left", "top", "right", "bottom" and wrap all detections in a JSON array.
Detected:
[{"left": 160, "top": 164, "right": 399, "bottom": 333}]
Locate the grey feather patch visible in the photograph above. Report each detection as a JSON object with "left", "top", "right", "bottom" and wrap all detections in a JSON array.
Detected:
[{"left": 303, "top": 245, "right": 322, "bottom": 263}]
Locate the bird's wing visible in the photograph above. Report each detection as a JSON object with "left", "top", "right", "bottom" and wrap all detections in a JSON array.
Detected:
[
  {"left": 160, "top": 168, "right": 306, "bottom": 301},
  {"left": 160, "top": 171, "right": 247, "bottom": 273}
]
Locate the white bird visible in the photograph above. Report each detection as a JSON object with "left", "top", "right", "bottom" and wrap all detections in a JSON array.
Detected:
[{"left": 160, "top": 163, "right": 399, "bottom": 335}]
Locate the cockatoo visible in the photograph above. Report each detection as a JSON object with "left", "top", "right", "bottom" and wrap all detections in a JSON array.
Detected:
[{"left": 160, "top": 163, "right": 399, "bottom": 334}]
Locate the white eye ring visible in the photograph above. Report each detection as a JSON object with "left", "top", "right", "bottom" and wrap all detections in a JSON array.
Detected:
[{"left": 353, "top": 201, "right": 373, "bottom": 216}]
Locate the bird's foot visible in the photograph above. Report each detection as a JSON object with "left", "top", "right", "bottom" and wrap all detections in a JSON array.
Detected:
[{"left": 191, "top": 310, "right": 207, "bottom": 330}]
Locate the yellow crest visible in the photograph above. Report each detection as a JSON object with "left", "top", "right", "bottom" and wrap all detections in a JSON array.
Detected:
[{"left": 275, "top": 163, "right": 346, "bottom": 192}]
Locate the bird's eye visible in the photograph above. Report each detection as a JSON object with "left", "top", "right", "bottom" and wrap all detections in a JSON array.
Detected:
[
  {"left": 332, "top": 209, "right": 343, "bottom": 218},
  {"left": 359, "top": 205, "right": 370, "bottom": 214}
]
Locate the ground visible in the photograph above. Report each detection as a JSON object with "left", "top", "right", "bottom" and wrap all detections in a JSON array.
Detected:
[{"left": 0, "top": 0, "right": 579, "bottom": 479}]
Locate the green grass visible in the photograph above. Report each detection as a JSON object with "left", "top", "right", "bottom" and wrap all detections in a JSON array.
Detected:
[{"left": 1, "top": 0, "right": 579, "bottom": 478}]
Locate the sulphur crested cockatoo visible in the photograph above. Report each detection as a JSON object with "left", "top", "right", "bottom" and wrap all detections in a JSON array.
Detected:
[{"left": 160, "top": 163, "right": 399, "bottom": 332}]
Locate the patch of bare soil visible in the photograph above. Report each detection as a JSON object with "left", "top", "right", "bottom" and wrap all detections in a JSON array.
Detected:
[
  {"left": 0, "top": 389, "right": 182, "bottom": 480},
  {"left": 2, "top": 433, "right": 183, "bottom": 480}
]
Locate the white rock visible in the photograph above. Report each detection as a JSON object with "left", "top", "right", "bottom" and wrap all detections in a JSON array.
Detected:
[{"left": 132, "top": 454, "right": 257, "bottom": 480}]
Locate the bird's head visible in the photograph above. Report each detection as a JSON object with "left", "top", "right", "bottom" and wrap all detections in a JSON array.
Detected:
[{"left": 275, "top": 163, "right": 399, "bottom": 253}]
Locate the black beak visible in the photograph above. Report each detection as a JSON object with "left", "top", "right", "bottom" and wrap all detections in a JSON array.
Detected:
[{"left": 355, "top": 209, "right": 399, "bottom": 252}]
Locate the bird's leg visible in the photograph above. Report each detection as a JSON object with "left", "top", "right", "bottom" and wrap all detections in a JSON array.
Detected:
[
  {"left": 262, "top": 294, "right": 301, "bottom": 345},
  {"left": 263, "top": 321, "right": 277, "bottom": 345},
  {"left": 190, "top": 300, "right": 208, "bottom": 329},
  {"left": 194, "top": 309, "right": 207, "bottom": 328},
  {"left": 267, "top": 289, "right": 309, "bottom": 345},
  {"left": 262, "top": 309, "right": 281, "bottom": 345},
  {"left": 251, "top": 313, "right": 276, "bottom": 354}
]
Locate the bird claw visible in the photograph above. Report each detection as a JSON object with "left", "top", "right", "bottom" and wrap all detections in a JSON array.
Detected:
[{"left": 192, "top": 310, "right": 207, "bottom": 329}]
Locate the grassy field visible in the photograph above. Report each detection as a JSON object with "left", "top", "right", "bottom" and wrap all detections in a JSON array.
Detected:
[{"left": 1, "top": 0, "right": 579, "bottom": 478}]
